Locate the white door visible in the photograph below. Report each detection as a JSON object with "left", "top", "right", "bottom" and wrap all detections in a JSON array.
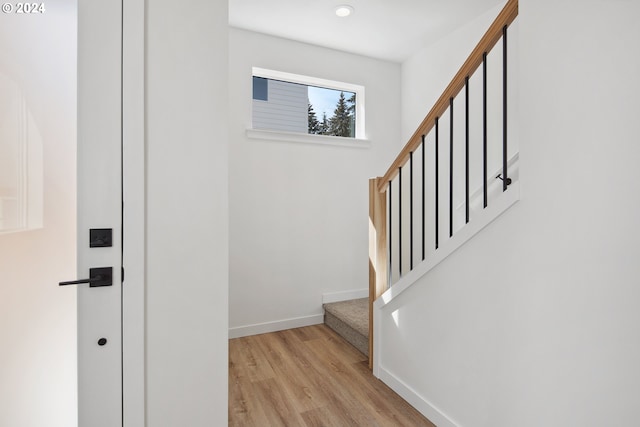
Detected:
[{"left": 75, "top": 1, "right": 123, "bottom": 425}]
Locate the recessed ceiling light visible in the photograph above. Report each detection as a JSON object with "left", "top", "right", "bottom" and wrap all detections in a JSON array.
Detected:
[{"left": 335, "top": 5, "right": 354, "bottom": 18}]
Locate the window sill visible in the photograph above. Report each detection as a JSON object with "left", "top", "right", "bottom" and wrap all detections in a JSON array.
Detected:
[{"left": 246, "top": 128, "right": 371, "bottom": 149}]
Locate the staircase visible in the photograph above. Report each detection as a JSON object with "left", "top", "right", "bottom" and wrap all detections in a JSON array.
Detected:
[
  {"left": 323, "top": 0, "right": 519, "bottom": 377},
  {"left": 369, "top": 0, "right": 519, "bottom": 372},
  {"left": 323, "top": 298, "right": 369, "bottom": 356}
]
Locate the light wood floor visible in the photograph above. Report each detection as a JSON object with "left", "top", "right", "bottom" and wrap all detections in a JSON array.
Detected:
[{"left": 229, "top": 324, "right": 436, "bottom": 426}]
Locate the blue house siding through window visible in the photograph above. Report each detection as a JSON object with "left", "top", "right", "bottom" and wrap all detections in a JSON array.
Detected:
[{"left": 252, "top": 78, "right": 308, "bottom": 134}]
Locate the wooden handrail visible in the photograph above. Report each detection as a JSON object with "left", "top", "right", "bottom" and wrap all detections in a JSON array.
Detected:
[{"left": 377, "top": 0, "right": 518, "bottom": 193}]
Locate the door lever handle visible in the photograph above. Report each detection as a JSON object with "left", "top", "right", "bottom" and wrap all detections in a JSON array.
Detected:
[{"left": 59, "top": 267, "right": 113, "bottom": 287}]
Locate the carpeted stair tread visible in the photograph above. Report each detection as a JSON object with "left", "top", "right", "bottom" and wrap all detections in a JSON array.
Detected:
[
  {"left": 323, "top": 298, "right": 369, "bottom": 356},
  {"left": 323, "top": 298, "right": 369, "bottom": 336}
]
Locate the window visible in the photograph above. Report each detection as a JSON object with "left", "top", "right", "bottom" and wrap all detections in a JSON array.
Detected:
[
  {"left": 251, "top": 68, "right": 365, "bottom": 140},
  {"left": 252, "top": 76, "right": 268, "bottom": 101}
]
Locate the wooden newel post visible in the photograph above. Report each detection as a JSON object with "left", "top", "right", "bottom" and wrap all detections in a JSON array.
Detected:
[{"left": 368, "top": 177, "right": 388, "bottom": 370}]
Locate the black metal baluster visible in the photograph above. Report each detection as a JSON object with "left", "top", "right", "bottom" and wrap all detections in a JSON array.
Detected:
[
  {"left": 410, "top": 152, "right": 414, "bottom": 271},
  {"left": 502, "top": 25, "right": 508, "bottom": 192},
  {"left": 449, "top": 97, "right": 454, "bottom": 238},
  {"left": 483, "top": 52, "right": 488, "bottom": 208},
  {"left": 435, "top": 117, "right": 439, "bottom": 250},
  {"left": 399, "top": 167, "right": 402, "bottom": 277},
  {"left": 465, "top": 76, "right": 470, "bottom": 224},
  {"left": 421, "top": 135, "right": 425, "bottom": 261},
  {"left": 388, "top": 180, "right": 392, "bottom": 283}
]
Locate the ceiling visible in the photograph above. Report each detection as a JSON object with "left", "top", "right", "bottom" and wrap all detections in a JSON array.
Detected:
[{"left": 228, "top": 0, "right": 505, "bottom": 63}]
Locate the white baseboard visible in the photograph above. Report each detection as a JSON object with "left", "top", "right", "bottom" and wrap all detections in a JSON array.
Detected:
[
  {"left": 377, "top": 366, "right": 459, "bottom": 427},
  {"left": 229, "top": 314, "right": 324, "bottom": 339},
  {"left": 322, "top": 288, "right": 368, "bottom": 304}
]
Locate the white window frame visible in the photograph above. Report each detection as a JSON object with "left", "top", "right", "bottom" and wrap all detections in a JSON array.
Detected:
[{"left": 251, "top": 67, "right": 366, "bottom": 141}]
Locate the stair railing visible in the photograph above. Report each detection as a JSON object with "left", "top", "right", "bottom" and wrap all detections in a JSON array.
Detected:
[{"left": 368, "top": 0, "right": 518, "bottom": 368}]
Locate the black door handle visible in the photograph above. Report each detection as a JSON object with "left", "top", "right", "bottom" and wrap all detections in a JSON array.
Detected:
[{"left": 59, "top": 267, "right": 113, "bottom": 287}]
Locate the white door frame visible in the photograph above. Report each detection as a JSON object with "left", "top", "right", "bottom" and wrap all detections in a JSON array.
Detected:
[
  {"left": 121, "top": 0, "right": 146, "bottom": 425},
  {"left": 78, "top": 0, "right": 146, "bottom": 424}
]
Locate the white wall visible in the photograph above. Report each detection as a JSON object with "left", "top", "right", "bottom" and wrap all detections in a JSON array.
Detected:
[
  {"left": 401, "top": 3, "right": 506, "bottom": 142},
  {"left": 0, "top": 3, "right": 77, "bottom": 426},
  {"left": 145, "top": 0, "right": 228, "bottom": 425},
  {"left": 229, "top": 28, "right": 400, "bottom": 335},
  {"left": 380, "top": 0, "right": 640, "bottom": 426}
]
